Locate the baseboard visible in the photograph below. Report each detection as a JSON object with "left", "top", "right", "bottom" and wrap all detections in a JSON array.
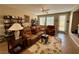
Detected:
[{"left": 69, "top": 33, "right": 79, "bottom": 47}]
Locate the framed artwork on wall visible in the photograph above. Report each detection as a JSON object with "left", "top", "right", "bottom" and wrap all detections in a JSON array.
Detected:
[{"left": 24, "top": 15, "right": 30, "bottom": 22}]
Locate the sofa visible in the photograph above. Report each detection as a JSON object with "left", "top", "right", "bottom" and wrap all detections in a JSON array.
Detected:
[
  {"left": 22, "top": 25, "right": 56, "bottom": 47},
  {"left": 22, "top": 26, "right": 44, "bottom": 47}
]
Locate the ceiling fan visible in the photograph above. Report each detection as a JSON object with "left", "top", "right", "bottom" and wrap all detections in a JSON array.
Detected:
[{"left": 41, "top": 7, "right": 50, "bottom": 13}]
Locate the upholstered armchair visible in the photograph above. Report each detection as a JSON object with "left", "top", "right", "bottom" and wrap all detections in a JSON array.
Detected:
[{"left": 46, "top": 25, "right": 56, "bottom": 36}]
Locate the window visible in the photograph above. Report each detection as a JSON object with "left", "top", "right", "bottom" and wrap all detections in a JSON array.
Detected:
[
  {"left": 39, "top": 17, "right": 45, "bottom": 25},
  {"left": 46, "top": 16, "right": 54, "bottom": 25},
  {"left": 39, "top": 16, "right": 54, "bottom": 25}
]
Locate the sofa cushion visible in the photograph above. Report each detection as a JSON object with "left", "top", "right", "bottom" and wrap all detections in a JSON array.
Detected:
[{"left": 29, "top": 31, "right": 44, "bottom": 40}]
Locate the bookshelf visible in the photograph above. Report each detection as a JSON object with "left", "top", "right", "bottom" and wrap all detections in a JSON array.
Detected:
[
  {"left": 3, "top": 15, "right": 29, "bottom": 37},
  {"left": 3, "top": 15, "right": 30, "bottom": 53}
]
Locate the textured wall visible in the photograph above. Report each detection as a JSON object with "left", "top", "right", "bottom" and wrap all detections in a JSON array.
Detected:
[{"left": 0, "top": 16, "right": 5, "bottom": 35}]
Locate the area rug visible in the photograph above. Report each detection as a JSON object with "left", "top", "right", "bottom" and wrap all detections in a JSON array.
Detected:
[{"left": 27, "top": 36, "right": 62, "bottom": 54}]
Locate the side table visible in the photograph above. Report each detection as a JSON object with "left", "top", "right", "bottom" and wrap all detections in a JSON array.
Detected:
[
  {"left": 26, "top": 37, "right": 32, "bottom": 47},
  {"left": 41, "top": 34, "right": 49, "bottom": 44}
]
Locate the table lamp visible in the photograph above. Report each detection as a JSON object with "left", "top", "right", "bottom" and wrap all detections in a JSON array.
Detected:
[{"left": 8, "top": 23, "right": 23, "bottom": 40}]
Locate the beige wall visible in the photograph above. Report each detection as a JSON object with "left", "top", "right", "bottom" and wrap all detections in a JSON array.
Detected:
[{"left": 0, "top": 16, "right": 5, "bottom": 35}]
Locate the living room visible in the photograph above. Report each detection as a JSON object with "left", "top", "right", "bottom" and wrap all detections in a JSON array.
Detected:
[{"left": 0, "top": 4, "right": 79, "bottom": 54}]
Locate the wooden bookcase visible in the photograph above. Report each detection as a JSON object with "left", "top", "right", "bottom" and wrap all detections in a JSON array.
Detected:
[
  {"left": 3, "top": 15, "right": 30, "bottom": 53},
  {"left": 3, "top": 15, "right": 28, "bottom": 36},
  {"left": 3, "top": 15, "right": 14, "bottom": 37}
]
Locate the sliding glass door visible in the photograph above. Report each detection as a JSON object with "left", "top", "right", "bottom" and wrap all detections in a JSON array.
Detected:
[{"left": 58, "top": 15, "right": 67, "bottom": 32}]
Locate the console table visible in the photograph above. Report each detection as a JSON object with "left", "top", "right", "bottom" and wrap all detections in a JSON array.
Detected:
[{"left": 7, "top": 35, "right": 26, "bottom": 54}]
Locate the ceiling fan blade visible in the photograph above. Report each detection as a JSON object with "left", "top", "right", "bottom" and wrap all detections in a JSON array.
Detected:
[
  {"left": 47, "top": 9, "right": 50, "bottom": 11},
  {"left": 41, "top": 7, "right": 50, "bottom": 13},
  {"left": 41, "top": 8, "right": 44, "bottom": 12}
]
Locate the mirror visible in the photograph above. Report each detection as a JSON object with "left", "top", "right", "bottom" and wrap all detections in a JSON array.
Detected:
[{"left": 71, "top": 9, "right": 79, "bottom": 37}]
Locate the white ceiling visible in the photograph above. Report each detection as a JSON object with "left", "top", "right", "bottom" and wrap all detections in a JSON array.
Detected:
[{"left": 0, "top": 4, "right": 78, "bottom": 16}]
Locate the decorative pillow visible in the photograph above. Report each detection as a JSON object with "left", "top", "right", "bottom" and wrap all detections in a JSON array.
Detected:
[{"left": 22, "top": 27, "right": 32, "bottom": 38}]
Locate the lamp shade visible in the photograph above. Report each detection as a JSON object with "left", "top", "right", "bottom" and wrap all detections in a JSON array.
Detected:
[
  {"left": 78, "top": 24, "right": 79, "bottom": 27},
  {"left": 8, "top": 23, "right": 23, "bottom": 31}
]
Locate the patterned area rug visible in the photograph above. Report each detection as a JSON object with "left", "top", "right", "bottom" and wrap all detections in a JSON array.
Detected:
[{"left": 27, "top": 36, "right": 62, "bottom": 54}]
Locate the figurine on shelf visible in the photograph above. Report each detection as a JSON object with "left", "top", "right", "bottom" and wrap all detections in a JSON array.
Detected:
[{"left": 31, "top": 18, "right": 39, "bottom": 26}]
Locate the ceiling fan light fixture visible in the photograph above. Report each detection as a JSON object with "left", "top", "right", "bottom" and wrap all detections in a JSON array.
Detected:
[{"left": 41, "top": 7, "right": 50, "bottom": 14}]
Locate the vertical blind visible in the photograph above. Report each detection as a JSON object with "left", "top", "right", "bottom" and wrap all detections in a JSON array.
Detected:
[{"left": 39, "top": 16, "right": 54, "bottom": 25}]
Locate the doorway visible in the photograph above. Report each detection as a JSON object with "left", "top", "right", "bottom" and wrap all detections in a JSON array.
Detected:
[{"left": 58, "top": 15, "right": 67, "bottom": 32}]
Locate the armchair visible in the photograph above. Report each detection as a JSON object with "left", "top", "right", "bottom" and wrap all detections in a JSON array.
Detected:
[{"left": 46, "top": 25, "right": 56, "bottom": 36}]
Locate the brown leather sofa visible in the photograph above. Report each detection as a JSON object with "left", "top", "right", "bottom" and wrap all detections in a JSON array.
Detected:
[
  {"left": 22, "top": 25, "right": 56, "bottom": 47},
  {"left": 22, "top": 26, "right": 44, "bottom": 47}
]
